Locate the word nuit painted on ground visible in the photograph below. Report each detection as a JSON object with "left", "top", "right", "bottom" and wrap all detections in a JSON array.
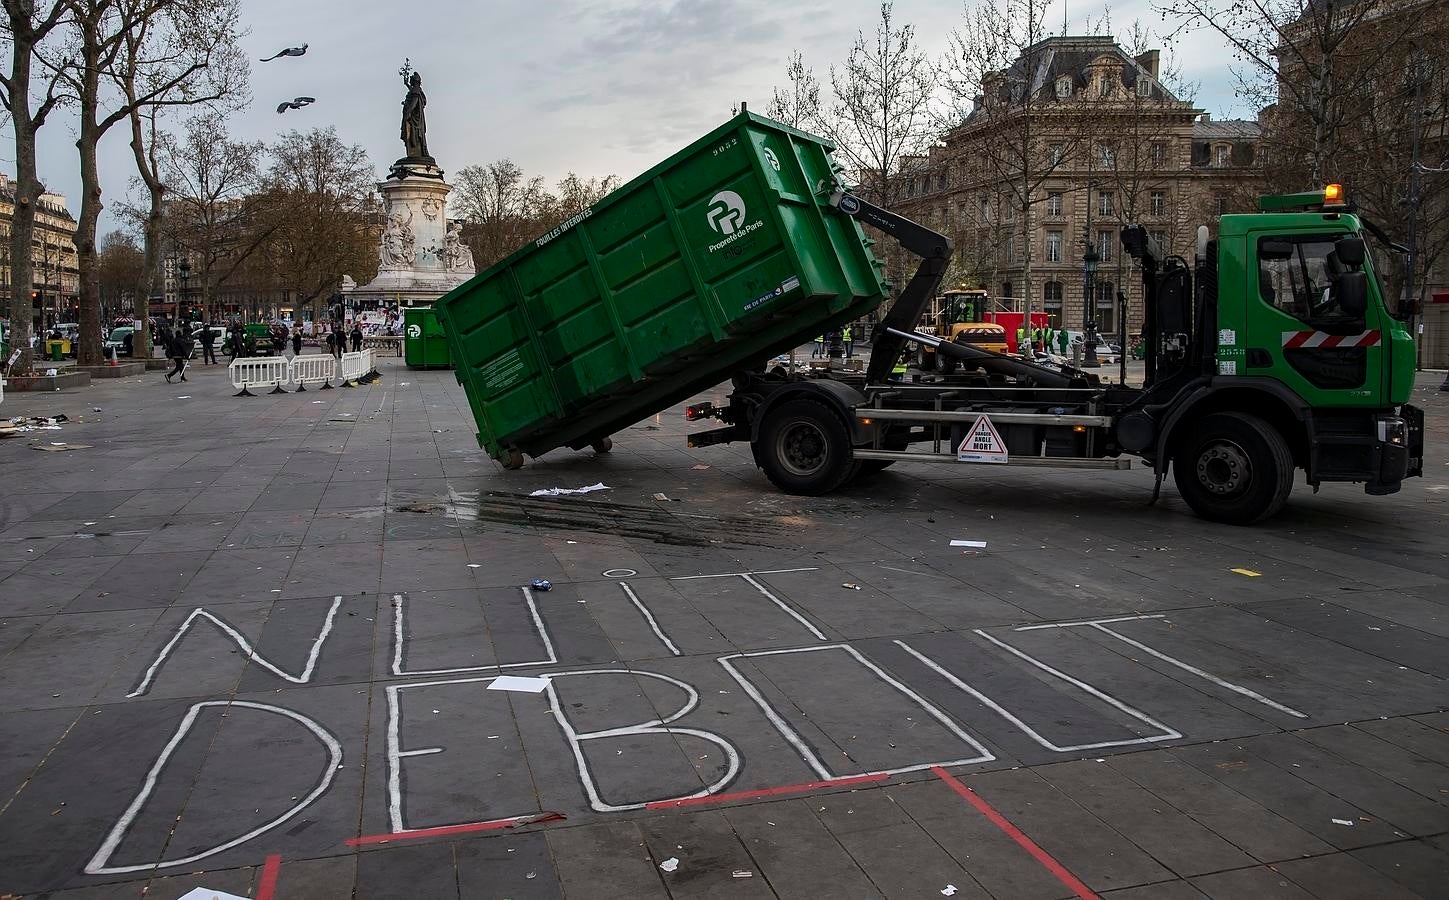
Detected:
[{"left": 92, "top": 574, "right": 1310, "bottom": 873}]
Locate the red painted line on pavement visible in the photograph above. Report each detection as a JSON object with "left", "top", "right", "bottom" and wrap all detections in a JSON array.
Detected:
[
  {"left": 644, "top": 772, "right": 890, "bottom": 810},
  {"left": 256, "top": 854, "right": 282, "bottom": 900},
  {"left": 346, "top": 813, "right": 565, "bottom": 847},
  {"left": 931, "top": 766, "right": 1100, "bottom": 900}
]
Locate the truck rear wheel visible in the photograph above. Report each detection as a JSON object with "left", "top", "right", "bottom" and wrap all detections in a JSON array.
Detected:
[
  {"left": 1173, "top": 413, "right": 1293, "bottom": 525},
  {"left": 591, "top": 437, "right": 613, "bottom": 454},
  {"left": 757, "top": 398, "right": 854, "bottom": 495},
  {"left": 502, "top": 448, "right": 525, "bottom": 470},
  {"left": 916, "top": 346, "right": 937, "bottom": 372}
]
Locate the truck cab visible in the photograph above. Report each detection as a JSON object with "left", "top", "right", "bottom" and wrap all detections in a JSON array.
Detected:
[{"left": 1124, "top": 184, "right": 1423, "bottom": 521}]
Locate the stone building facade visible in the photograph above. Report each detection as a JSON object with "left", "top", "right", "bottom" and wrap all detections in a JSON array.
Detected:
[
  {"left": 0, "top": 173, "right": 80, "bottom": 330},
  {"left": 893, "top": 36, "right": 1264, "bottom": 339}
]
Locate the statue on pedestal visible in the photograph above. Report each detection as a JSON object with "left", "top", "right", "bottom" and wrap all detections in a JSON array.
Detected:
[
  {"left": 380, "top": 209, "right": 416, "bottom": 269},
  {"left": 444, "top": 221, "right": 476, "bottom": 273},
  {"left": 401, "top": 71, "right": 430, "bottom": 160}
]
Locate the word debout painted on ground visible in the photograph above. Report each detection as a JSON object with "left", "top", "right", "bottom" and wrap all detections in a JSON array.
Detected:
[{"left": 87, "top": 571, "right": 1309, "bottom": 874}]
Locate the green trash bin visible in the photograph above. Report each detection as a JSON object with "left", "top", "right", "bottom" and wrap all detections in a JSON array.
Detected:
[
  {"left": 403, "top": 306, "right": 451, "bottom": 369},
  {"left": 48, "top": 340, "right": 65, "bottom": 361}
]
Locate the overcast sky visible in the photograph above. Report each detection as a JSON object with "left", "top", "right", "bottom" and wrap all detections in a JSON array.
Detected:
[{"left": 23, "top": 0, "right": 1244, "bottom": 236}]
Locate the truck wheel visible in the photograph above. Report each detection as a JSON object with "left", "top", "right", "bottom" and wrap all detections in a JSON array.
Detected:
[
  {"left": 591, "top": 437, "right": 613, "bottom": 454},
  {"left": 1173, "top": 413, "right": 1293, "bottom": 525},
  {"left": 757, "top": 398, "right": 854, "bottom": 495},
  {"left": 916, "top": 346, "right": 937, "bottom": 372},
  {"left": 940, "top": 354, "right": 959, "bottom": 376},
  {"left": 502, "top": 448, "right": 525, "bottom": 470}
]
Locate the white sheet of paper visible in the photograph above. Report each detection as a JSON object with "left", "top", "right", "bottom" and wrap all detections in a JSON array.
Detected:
[
  {"left": 488, "top": 675, "right": 551, "bottom": 693},
  {"left": 176, "top": 889, "right": 250, "bottom": 900},
  {"left": 950, "top": 539, "right": 988, "bottom": 548}
]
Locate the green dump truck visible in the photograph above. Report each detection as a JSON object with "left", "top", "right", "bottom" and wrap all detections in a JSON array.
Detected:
[{"left": 437, "top": 110, "right": 1423, "bottom": 524}]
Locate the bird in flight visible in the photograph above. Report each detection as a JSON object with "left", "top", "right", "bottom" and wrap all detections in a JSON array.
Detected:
[
  {"left": 276, "top": 97, "right": 316, "bottom": 113},
  {"left": 261, "top": 43, "right": 308, "bottom": 62}
]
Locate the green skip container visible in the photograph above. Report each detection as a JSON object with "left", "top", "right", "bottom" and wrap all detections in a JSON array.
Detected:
[
  {"left": 434, "top": 110, "right": 888, "bottom": 465},
  {"left": 403, "top": 306, "right": 452, "bottom": 369}
]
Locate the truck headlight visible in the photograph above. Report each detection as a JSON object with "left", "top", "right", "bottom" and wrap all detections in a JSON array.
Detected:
[{"left": 1376, "top": 416, "right": 1407, "bottom": 446}]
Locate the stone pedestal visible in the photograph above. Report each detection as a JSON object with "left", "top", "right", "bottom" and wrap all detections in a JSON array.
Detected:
[{"left": 342, "top": 158, "right": 476, "bottom": 310}]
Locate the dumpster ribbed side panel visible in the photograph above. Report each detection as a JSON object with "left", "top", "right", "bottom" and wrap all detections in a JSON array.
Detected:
[{"left": 436, "top": 111, "right": 889, "bottom": 462}]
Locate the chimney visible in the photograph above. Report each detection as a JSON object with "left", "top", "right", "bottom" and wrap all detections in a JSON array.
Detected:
[
  {"left": 1136, "top": 50, "right": 1160, "bottom": 80},
  {"left": 1200, "top": 112, "right": 1212, "bottom": 122}
]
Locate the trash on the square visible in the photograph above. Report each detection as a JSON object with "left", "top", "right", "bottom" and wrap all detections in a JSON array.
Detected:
[
  {"left": 732, "top": 870, "right": 753, "bottom": 878},
  {"left": 941, "top": 886, "right": 958, "bottom": 897},
  {"left": 1231, "top": 567, "right": 1262, "bottom": 577},
  {"left": 530, "top": 579, "right": 552, "bottom": 591},
  {"left": 487, "top": 675, "right": 550, "bottom": 694},
  {"left": 33, "top": 443, "right": 92, "bottom": 452},
  {"left": 659, "top": 857, "right": 679, "bottom": 873},
  {"left": 1332, "top": 818, "right": 1355, "bottom": 826},
  {"left": 692, "top": 464, "right": 711, "bottom": 470},
  {"left": 176, "top": 890, "right": 248, "bottom": 900},
  {"left": 842, "top": 582, "right": 862, "bottom": 590},
  {"left": 950, "top": 539, "right": 988, "bottom": 549},
  {"left": 530, "top": 482, "right": 609, "bottom": 497},
  {"left": 653, "top": 492, "right": 671, "bottom": 501}
]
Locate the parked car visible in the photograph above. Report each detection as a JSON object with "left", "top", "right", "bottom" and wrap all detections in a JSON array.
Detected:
[{"left": 103, "top": 326, "right": 136, "bottom": 357}]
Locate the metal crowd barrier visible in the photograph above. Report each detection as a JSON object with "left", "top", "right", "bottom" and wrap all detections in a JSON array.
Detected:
[
  {"left": 228, "top": 357, "right": 290, "bottom": 396},
  {"left": 289, "top": 354, "right": 337, "bottom": 391}
]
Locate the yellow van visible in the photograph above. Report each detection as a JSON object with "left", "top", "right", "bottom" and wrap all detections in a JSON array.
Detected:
[{"left": 951, "top": 322, "right": 1009, "bottom": 355}]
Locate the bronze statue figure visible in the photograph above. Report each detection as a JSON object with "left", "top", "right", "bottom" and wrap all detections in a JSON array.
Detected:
[{"left": 401, "top": 71, "right": 430, "bottom": 160}]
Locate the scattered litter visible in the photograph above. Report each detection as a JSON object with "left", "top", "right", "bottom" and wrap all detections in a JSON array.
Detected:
[
  {"left": 530, "top": 579, "right": 553, "bottom": 591},
  {"left": 311, "top": 400, "right": 325, "bottom": 404},
  {"left": 525, "top": 871, "right": 536, "bottom": 879},
  {"left": 691, "top": 464, "right": 711, "bottom": 470},
  {"left": 950, "top": 539, "right": 988, "bottom": 549},
  {"left": 732, "top": 870, "right": 753, "bottom": 878},
  {"left": 941, "top": 886, "right": 958, "bottom": 897},
  {"left": 176, "top": 395, "right": 191, "bottom": 399},
  {"left": 1231, "top": 568, "right": 1262, "bottom": 577},
  {"left": 400, "top": 382, "right": 410, "bottom": 386},
  {"left": 653, "top": 492, "right": 671, "bottom": 502},
  {"left": 397, "top": 502, "right": 442, "bottom": 513},
  {"left": 1332, "top": 818, "right": 1355, "bottom": 826},
  {"left": 488, "top": 675, "right": 551, "bottom": 694},
  {"left": 530, "top": 482, "right": 609, "bottom": 497},
  {"left": 176, "top": 890, "right": 249, "bottom": 900},
  {"left": 659, "top": 857, "right": 679, "bottom": 873},
  {"left": 841, "top": 583, "right": 862, "bottom": 591},
  {"left": 467, "top": 564, "right": 482, "bottom": 569},
  {"left": 92, "top": 407, "right": 102, "bottom": 412},
  {"left": 33, "top": 443, "right": 92, "bottom": 452}
]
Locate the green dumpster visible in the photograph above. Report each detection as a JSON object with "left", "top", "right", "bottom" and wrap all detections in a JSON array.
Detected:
[
  {"left": 47, "top": 340, "right": 65, "bottom": 361},
  {"left": 403, "top": 306, "right": 451, "bottom": 369},
  {"left": 435, "top": 110, "right": 888, "bottom": 465}
]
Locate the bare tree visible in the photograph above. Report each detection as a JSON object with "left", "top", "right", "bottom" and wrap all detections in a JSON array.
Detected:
[
  {"left": 56, "top": 0, "right": 240, "bottom": 364},
  {"left": 941, "top": 0, "right": 1084, "bottom": 350},
  {"left": 768, "top": 50, "right": 822, "bottom": 129},
  {"left": 1155, "top": 0, "right": 1413, "bottom": 185},
  {"left": 113, "top": 0, "right": 245, "bottom": 357},
  {"left": 261, "top": 126, "right": 377, "bottom": 318},
  {"left": 2, "top": 0, "right": 70, "bottom": 373},
  {"left": 96, "top": 227, "right": 142, "bottom": 313},
  {"left": 452, "top": 160, "right": 552, "bottom": 269},
  {"left": 824, "top": 2, "right": 936, "bottom": 204},
  {"left": 161, "top": 111, "right": 268, "bottom": 319},
  {"left": 550, "top": 172, "right": 620, "bottom": 218}
]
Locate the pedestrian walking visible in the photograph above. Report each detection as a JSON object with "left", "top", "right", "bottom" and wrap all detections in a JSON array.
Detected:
[
  {"left": 163, "top": 328, "right": 190, "bottom": 383},
  {"left": 200, "top": 323, "right": 217, "bottom": 365},
  {"left": 291, "top": 328, "right": 303, "bottom": 357},
  {"left": 350, "top": 323, "right": 363, "bottom": 353},
  {"left": 329, "top": 325, "right": 344, "bottom": 360}
]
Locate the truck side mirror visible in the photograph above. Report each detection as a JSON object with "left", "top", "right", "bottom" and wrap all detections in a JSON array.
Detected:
[
  {"left": 1334, "top": 236, "right": 1366, "bottom": 267},
  {"left": 1336, "top": 271, "right": 1368, "bottom": 316}
]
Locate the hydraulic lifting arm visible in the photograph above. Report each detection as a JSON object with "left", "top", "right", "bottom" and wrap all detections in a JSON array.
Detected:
[{"left": 825, "top": 184, "right": 953, "bottom": 383}]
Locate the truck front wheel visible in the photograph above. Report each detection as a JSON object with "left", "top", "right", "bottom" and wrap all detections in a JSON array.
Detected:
[
  {"left": 1173, "top": 413, "right": 1293, "bottom": 525},
  {"left": 757, "top": 398, "right": 854, "bottom": 495}
]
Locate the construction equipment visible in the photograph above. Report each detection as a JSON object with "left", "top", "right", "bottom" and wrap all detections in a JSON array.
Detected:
[{"left": 437, "top": 110, "right": 1423, "bottom": 524}]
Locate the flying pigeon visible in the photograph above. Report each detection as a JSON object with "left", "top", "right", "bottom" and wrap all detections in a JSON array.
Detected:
[
  {"left": 276, "top": 97, "right": 316, "bottom": 113},
  {"left": 260, "top": 43, "right": 308, "bottom": 62}
]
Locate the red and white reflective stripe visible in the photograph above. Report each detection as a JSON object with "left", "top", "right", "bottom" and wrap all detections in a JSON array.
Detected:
[{"left": 1281, "top": 329, "right": 1381, "bottom": 349}]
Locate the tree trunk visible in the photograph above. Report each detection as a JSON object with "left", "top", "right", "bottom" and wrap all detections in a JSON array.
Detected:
[
  {"left": 6, "top": 32, "right": 39, "bottom": 376},
  {"left": 75, "top": 120, "right": 105, "bottom": 366},
  {"left": 128, "top": 109, "right": 162, "bottom": 361}
]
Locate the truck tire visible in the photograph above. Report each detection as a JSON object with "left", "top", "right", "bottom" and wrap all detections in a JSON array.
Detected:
[
  {"left": 916, "top": 345, "right": 937, "bottom": 372},
  {"left": 591, "top": 437, "right": 613, "bottom": 454},
  {"left": 1172, "top": 413, "right": 1293, "bottom": 525},
  {"left": 502, "top": 448, "right": 525, "bottom": 470},
  {"left": 757, "top": 397, "right": 855, "bottom": 495}
]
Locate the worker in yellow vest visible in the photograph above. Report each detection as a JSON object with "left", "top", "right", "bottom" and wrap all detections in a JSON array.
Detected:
[
  {"left": 889, "top": 349, "right": 909, "bottom": 382},
  {"left": 813, "top": 334, "right": 825, "bottom": 359},
  {"left": 843, "top": 325, "right": 854, "bottom": 358}
]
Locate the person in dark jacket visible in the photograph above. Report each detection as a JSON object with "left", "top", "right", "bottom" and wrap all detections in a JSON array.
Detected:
[
  {"left": 291, "top": 327, "right": 303, "bottom": 357},
  {"left": 350, "top": 323, "right": 363, "bottom": 352},
  {"left": 200, "top": 323, "right": 217, "bottom": 365},
  {"left": 164, "top": 329, "right": 190, "bottom": 383}
]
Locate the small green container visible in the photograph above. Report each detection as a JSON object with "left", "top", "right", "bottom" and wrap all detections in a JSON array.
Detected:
[
  {"left": 434, "top": 110, "right": 888, "bottom": 462},
  {"left": 403, "top": 306, "right": 451, "bottom": 369}
]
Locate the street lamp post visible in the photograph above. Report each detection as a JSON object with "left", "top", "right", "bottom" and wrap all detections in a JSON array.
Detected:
[
  {"left": 177, "top": 258, "right": 191, "bottom": 326},
  {"left": 1082, "top": 245, "right": 1100, "bottom": 367}
]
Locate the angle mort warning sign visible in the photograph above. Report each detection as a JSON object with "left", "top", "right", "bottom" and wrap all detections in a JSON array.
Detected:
[{"left": 957, "top": 415, "right": 1009, "bottom": 464}]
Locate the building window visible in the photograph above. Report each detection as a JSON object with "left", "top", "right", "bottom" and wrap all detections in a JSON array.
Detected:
[
  {"left": 1001, "top": 281, "right": 1014, "bottom": 299},
  {"left": 1046, "top": 191, "right": 1063, "bottom": 217},
  {"left": 1043, "top": 280, "right": 1063, "bottom": 307},
  {"left": 936, "top": 173, "right": 948, "bottom": 192},
  {"left": 1100, "top": 143, "right": 1115, "bottom": 167},
  {"left": 1097, "top": 230, "right": 1114, "bottom": 262},
  {"left": 1151, "top": 142, "right": 1167, "bottom": 166},
  {"left": 1006, "top": 237, "right": 1018, "bottom": 263},
  {"left": 1214, "top": 193, "right": 1228, "bottom": 217},
  {"left": 1149, "top": 229, "right": 1167, "bottom": 250},
  {"left": 1136, "top": 77, "right": 1152, "bottom": 98},
  {"left": 1046, "top": 230, "right": 1063, "bottom": 263},
  {"left": 1049, "top": 143, "right": 1065, "bottom": 165},
  {"left": 1098, "top": 191, "right": 1115, "bottom": 217},
  {"left": 1216, "top": 144, "right": 1231, "bottom": 167},
  {"left": 1096, "top": 280, "right": 1117, "bottom": 333},
  {"left": 980, "top": 197, "right": 991, "bottom": 221},
  {"left": 1097, "top": 74, "right": 1112, "bottom": 98},
  {"left": 1005, "top": 203, "right": 1016, "bottom": 223},
  {"left": 1150, "top": 190, "right": 1166, "bottom": 216},
  {"left": 1056, "top": 76, "right": 1072, "bottom": 99}
]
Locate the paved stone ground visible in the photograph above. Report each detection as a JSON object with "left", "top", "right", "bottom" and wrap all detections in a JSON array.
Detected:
[{"left": 1, "top": 357, "right": 1446, "bottom": 900}]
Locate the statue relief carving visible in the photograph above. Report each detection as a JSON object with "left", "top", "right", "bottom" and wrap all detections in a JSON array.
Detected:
[
  {"left": 420, "top": 198, "right": 441, "bottom": 220},
  {"left": 380, "top": 208, "right": 417, "bottom": 269},
  {"left": 444, "top": 221, "right": 476, "bottom": 273}
]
